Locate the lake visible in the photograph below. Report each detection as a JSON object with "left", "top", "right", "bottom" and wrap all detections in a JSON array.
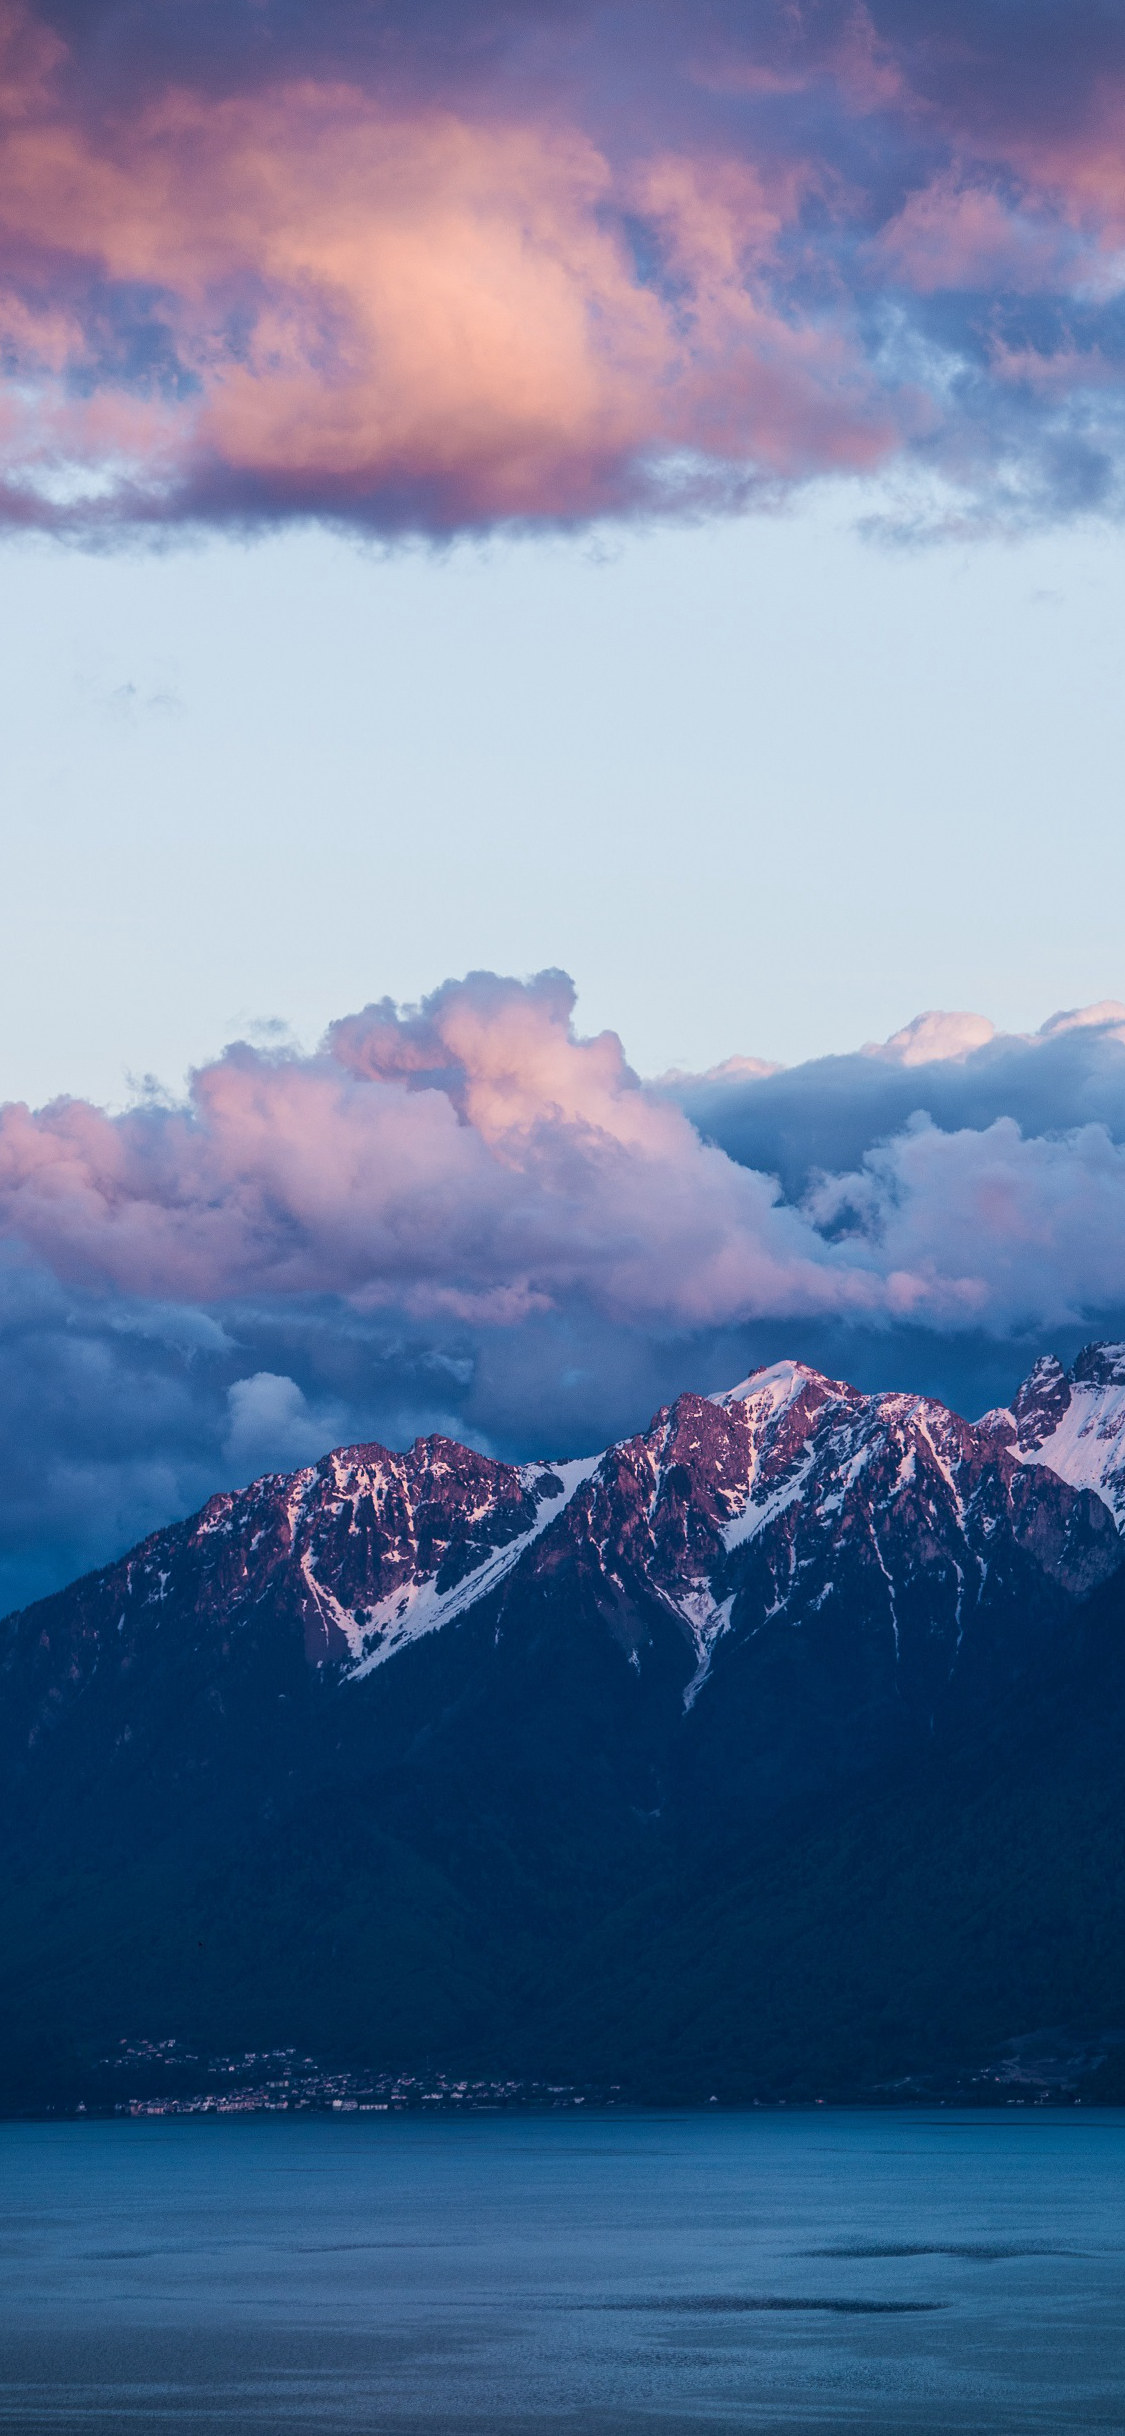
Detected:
[{"left": 0, "top": 2109, "right": 1122, "bottom": 2433}]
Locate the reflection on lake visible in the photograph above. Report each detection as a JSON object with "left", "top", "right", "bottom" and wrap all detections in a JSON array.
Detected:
[{"left": 1, "top": 2108, "right": 1122, "bottom": 2432}]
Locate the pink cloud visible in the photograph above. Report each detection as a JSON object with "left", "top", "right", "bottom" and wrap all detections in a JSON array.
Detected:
[
  {"left": 0, "top": 39, "right": 890, "bottom": 526},
  {"left": 0, "top": 1, "right": 1121, "bottom": 530},
  {"left": 993, "top": 90, "right": 1125, "bottom": 249},
  {"left": 875, "top": 175, "right": 1079, "bottom": 294},
  {"left": 0, "top": 975, "right": 881, "bottom": 1327},
  {"left": 5, "top": 972, "right": 1125, "bottom": 1344}
]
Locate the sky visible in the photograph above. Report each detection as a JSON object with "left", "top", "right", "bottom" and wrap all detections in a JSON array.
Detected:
[
  {"left": 5, "top": 498, "right": 1125, "bottom": 1109},
  {"left": 5, "top": 0, "right": 1125, "bottom": 1609}
]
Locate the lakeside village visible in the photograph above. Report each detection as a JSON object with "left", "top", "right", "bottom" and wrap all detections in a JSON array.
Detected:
[
  {"left": 75, "top": 2033, "right": 1112, "bottom": 2116},
  {"left": 100, "top": 2041, "right": 608, "bottom": 2115}
]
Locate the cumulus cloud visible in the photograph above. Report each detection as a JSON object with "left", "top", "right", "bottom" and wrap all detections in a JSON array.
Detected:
[
  {"left": 0, "top": 970, "right": 881, "bottom": 1328},
  {"left": 8, "top": 973, "right": 1125, "bottom": 1347},
  {"left": 222, "top": 1371, "right": 345, "bottom": 1482},
  {"left": 0, "top": 0, "right": 1123, "bottom": 533},
  {"left": 807, "top": 1117, "right": 1125, "bottom": 1332},
  {"left": 673, "top": 1003, "right": 1125, "bottom": 1200},
  {"left": 6, "top": 970, "right": 1125, "bottom": 1609}
]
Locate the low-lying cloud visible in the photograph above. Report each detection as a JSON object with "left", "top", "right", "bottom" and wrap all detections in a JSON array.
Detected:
[
  {"left": 3, "top": 0, "right": 1125, "bottom": 534},
  {"left": 4, "top": 969, "right": 1125, "bottom": 1609}
]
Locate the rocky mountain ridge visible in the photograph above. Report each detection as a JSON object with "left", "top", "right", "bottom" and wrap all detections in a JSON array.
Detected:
[
  {"left": 9, "top": 1342, "right": 1125, "bottom": 1750},
  {"left": 4, "top": 1344, "right": 1125, "bottom": 2108}
]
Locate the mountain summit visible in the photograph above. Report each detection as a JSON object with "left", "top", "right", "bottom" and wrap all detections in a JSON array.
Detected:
[{"left": 4, "top": 1349, "right": 1125, "bottom": 2107}]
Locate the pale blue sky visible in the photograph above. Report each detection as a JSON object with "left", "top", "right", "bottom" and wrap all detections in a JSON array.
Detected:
[{"left": 3, "top": 486, "right": 1124, "bottom": 1111}]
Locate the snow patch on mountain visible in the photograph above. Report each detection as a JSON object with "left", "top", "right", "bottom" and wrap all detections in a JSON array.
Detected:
[
  {"left": 342, "top": 1455, "right": 601, "bottom": 1677},
  {"left": 710, "top": 1360, "right": 836, "bottom": 1552},
  {"left": 1017, "top": 1372, "right": 1125, "bottom": 1526},
  {"left": 720, "top": 1459, "right": 819, "bottom": 1553},
  {"left": 673, "top": 1586, "right": 736, "bottom": 1709},
  {"left": 711, "top": 1358, "right": 819, "bottom": 1419}
]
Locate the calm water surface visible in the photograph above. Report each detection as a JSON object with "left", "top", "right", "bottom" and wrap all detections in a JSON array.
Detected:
[{"left": 0, "top": 2109, "right": 1122, "bottom": 2434}]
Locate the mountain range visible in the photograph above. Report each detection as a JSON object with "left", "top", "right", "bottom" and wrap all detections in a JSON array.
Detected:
[{"left": 4, "top": 1345, "right": 1125, "bottom": 2108}]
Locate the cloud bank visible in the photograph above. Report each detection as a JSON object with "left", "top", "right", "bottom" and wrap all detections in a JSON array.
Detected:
[
  {"left": 5, "top": 968, "right": 1125, "bottom": 1609},
  {"left": 3, "top": 0, "right": 1125, "bottom": 532}
]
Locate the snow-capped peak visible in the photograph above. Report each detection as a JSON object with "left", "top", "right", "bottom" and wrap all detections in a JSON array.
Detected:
[
  {"left": 710, "top": 1358, "right": 825, "bottom": 1416},
  {"left": 1013, "top": 1343, "right": 1125, "bottom": 1526}
]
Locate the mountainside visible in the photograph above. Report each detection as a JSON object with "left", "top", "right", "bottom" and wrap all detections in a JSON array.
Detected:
[{"left": 3, "top": 1346, "right": 1125, "bottom": 2108}]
